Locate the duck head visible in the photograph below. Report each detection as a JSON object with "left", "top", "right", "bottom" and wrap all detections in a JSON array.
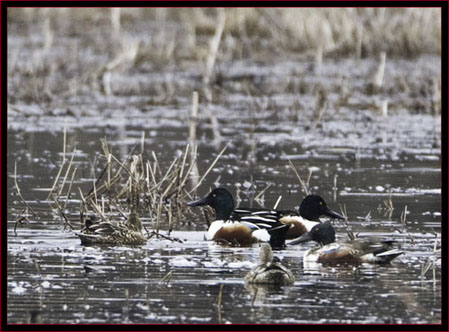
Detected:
[
  {"left": 299, "top": 195, "right": 345, "bottom": 221},
  {"left": 187, "top": 187, "right": 235, "bottom": 221},
  {"left": 289, "top": 222, "right": 336, "bottom": 245}
]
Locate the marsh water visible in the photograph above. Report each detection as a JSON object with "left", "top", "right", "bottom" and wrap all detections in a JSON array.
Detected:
[
  {"left": 7, "top": 96, "right": 442, "bottom": 325},
  {"left": 7, "top": 10, "right": 442, "bottom": 326}
]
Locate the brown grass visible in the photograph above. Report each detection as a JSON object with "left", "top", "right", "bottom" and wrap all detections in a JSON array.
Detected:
[
  {"left": 42, "top": 129, "right": 229, "bottom": 237},
  {"left": 8, "top": 8, "right": 440, "bottom": 59},
  {"left": 7, "top": 7, "right": 441, "bottom": 117}
]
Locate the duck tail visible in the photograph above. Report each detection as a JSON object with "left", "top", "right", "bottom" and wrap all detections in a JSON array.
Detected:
[
  {"left": 268, "top": 223, "right": 290, "bottom": 249},
  {"left": 376, "top": 249, "right": 404, "bottom": 264}
]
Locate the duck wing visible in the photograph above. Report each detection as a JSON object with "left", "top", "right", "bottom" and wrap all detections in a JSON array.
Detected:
[
  {"left": 232, "top": 208, "right": 296, "bottom": 229},
  {"left": 349, "top": 239, "right": 403, "bottom": 264}
]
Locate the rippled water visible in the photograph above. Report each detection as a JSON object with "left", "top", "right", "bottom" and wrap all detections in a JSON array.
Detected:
[
  {"left": 8, "top": 226, "right": 441, "bottom": 324},
  {"left": 7, "top": 117, "right": 441, "bottom": 325}
]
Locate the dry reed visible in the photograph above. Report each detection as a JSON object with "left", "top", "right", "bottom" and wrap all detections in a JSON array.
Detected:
[
  {"left": 44, "top": 129, "right": 229, "bottom": 239},
  {"left": 287, "top": 158, "right": 310, "bottom": 195}
]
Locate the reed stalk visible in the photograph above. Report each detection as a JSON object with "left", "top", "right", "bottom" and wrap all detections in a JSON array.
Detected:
[
  {"left": 189, "top": 91, "right": 200, "bottom": 189},
  {"left": 13, "top": 162, "right": 38, "bottom": 217},
  {"left": 63, "top": 167, "right": 77, "bottom": 210},
  {"left": 204, "top": 9, "right": 226, "bottom": 85},
  {"left": 57, "top": 147, "right": 76, "bottom": 198},
  {"left": 273, "top": 195, "right": 282, "bottom": 210},
  {"left": 189, "top": 141, "right": 231, "bottom": 194},
  {"left": 287, "top": 158, "right": 309, "bottom": 195}
]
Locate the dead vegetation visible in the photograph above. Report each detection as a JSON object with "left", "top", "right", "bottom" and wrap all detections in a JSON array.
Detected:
[
  {"left": 32, "top": 114, "right": 230, "bottom": 239},
  {"left": 9, "top": 8, "right": 441, "bottom": 58},
  {"left": 7, "top": 8, "right": 441, "bottom": 117}
]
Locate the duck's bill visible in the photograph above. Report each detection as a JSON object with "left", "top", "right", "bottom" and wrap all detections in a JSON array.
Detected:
[
  {"left": 324, "top": 208, "right": 345, "bottom": 220},
  {"left": 187, "top": 196, "right": 208, "bottom": 207},
  {"left": 288, "top": 232, "right": 313, "bottom": 245}
]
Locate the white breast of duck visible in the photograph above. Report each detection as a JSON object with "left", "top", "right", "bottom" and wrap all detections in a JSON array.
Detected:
[{"left": 208, "top": 220, "right": 271, "bottom": 245}]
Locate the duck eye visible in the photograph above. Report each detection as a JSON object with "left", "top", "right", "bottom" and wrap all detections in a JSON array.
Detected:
[
  {"left": 212, "top": 194, "right": 216, "bottom": 198},
  {"left": 319, "top": 201, "right": 323, "bottom": 205}
]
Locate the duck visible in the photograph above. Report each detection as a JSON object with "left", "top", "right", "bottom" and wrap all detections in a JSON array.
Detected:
[
  {"left": 76, "top": 212, "right": 147, "bottom": 246},
  {"left": 236, "top": 194, "right": 345, "bottom": 239},
  {"left": 245, "top": 243, "right": 295, "bottom": 285},
  {"left": 187, "top": 188, "right": 290, "bottom": 247},
  {"left": 289, "top": 222, "right": 403, "bottom": 264},
  {"left": 187, "top": 187, "right": 344, "bottom": 247}
]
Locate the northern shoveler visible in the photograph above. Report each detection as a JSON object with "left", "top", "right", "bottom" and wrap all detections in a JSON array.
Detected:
[
  {"left": 245, "top": 243, "right": 295, "bottom": 285},
  {"left": 289, "top": 222, "right": 403, "bottom": 264},
  {"left": 187, "top": 188, "right": 290, "bottom": 247},
  {"left": 187, "top": 187, "right": 344, "bottom": 247},
  {"left": 236, "top": 194, "right": 345, "bottom": 239},
  {"left": 76, "top": 212, "right": 147, "bottom": 246}
]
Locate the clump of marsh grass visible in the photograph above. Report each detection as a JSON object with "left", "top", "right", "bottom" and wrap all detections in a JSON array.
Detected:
[
  {"left": 28, "top": 90, "right": 231, "bottom": 240},
  {"left": 45, "top": 129, "right": 229, "bottom": 240},
  {"left": 276, "top": 8, "right": 440, "bottom": 57},
  {"left": 9, "top": 8, "right": 440, "bottom": 62}
]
